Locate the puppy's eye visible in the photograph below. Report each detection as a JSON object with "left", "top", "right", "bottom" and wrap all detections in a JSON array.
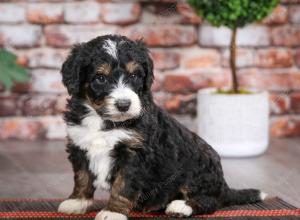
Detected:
[{"left": 95, "top": 75, "right": 106, "bottom": 84}]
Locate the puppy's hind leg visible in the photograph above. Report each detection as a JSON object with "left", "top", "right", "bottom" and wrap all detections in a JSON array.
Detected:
[
  {"left": 186, "top": 195, "right": 218, "bottom": 215},
  {"left": 165, "top": 200, "right": 193, "bottom": 217},
  {"left": 165, "top": 196, "right": 218, "bottom": 217}
]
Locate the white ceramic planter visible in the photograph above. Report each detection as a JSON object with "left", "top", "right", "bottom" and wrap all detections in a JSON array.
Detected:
[{"left": 197, "top": 88, "right": 269, "bottom": 157}]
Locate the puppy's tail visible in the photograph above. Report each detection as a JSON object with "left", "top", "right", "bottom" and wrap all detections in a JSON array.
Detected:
[{"left": 223, "top": 187, "right": 267, "bottom": 206}]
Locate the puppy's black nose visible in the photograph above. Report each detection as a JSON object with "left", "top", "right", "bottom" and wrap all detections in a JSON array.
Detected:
[{"left": 115, "top": 99, "right": 131, "bottom": 112}]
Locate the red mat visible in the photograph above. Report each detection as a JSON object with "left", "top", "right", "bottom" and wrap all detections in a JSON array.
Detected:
[{"left": 0, "top": 198, "right": 299, "bottom": 219}]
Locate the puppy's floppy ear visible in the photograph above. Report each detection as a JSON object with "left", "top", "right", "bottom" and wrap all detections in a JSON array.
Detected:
[
  {"left": 144, "top": 54, "right": 154, "bottom": 91},
  {"left": 61, "top": 43, "right": 90, "bottom": 96},
  {"left": 135, "top": 40, "right": 154, "bottom": 91}
]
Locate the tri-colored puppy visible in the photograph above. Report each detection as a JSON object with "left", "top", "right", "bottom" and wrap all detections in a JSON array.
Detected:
[{"left": 58, "top": 35, "right": 266, "bottom": 220}]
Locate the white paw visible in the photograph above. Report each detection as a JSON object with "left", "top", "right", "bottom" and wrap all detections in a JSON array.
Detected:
[
  {"left": 165, "top": 200, "right": 193, "bottom": 217},
  {"left": 58, "top": 199, "right": 93, "bottom": 214},
  {"left": 95, "top": 210, "right": 127, "bottom": 220},
  {"left": 260, "top": 191, "right": 268, "bottom": 200}
]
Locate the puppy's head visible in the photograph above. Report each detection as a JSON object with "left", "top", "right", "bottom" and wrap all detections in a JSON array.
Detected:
[{"left": 61, "top": 35, "right": 153, "bottom": 122}]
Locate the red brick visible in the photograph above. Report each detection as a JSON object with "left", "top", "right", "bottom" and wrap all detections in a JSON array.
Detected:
[
  {"left": 0, "top": 117, "right": 45, "bottom": 140},
  {"left": 272, "top": 26, "right": 300, "bottom": 46},
  {"left": 283, "top": 0, "right": 300, "bottom": 3},
  {"left": 102, "top": 3, "right": 141, "bottom": 25},
  {"left": 0, "top": 95, "right": 19, "bottom": 116},
  {"left": 27, "top": 4, "right": 63, "bottom": 24},
  {"left": 0, "top": 25, "right": 41, "bottom": 47},
  {"left": 182, "top": 48, "right": 220, "bottom": 68},
  {"left": 289, "top": 6, "right": 300, "bottom": 24},
  {"left": 16, "top": 55, "right": 28, "bottom": 67},
  {"left": 163, "top": 74, "right": 192, "bottom": 93},
  {"left": 191, "top": 69, "right": 231, "bottom": 91},
  {"left": 0, "top": 83, "right": 4, "bottom": 92},
  {"left": 65, "top": 2, "right": 101, "bottom": 23},
  {"left": 136, "top": 0, "right": 177, "bottom": 2},
  {"left": 12, "top": 82, "right": 31, "bottom": 94},
  {"left": 255, "top": 48, "right": 293, "bottom": 68},
  {"left": 45, "top": 25, "right": 117, "bottom": 47},
  {"left": 120, "top": 25, "right": 197, "bottom": 47},
  {"left": 1, "top": 1, "right": 300, "bottom": 140},
  {"left": 164, "top": 94, "right": 196, "bottom": 115},
  {"left": 40, "top": 116, "right": 66, "bottom": 140},
  {"left": 30, "top": 69, "right": 66, "bottom": 94},
  {"left": 271, "top": 116, "right": 288, "bottom": 137},
  {"left": 55, "top": 95, "right": 69, "bottom": 114},
  {"left": 294, "top": 49, "right": 300, "bottom": 67},
  {"left": 222, "top": 48, "right": 254, "bottom": 68},
  {"left": 265, "top": 72, "right": 290, "bottom": 91},
  {"left": 153, "top": 92, "right": 171, "bottom": 109},
  {"left": 140, "top": 2, "right": 174, "bottom": 15},
  {"left": 0, "top": 3, "right": 25, "bottom": 23},
  {"left": 238, "top": 69, "right": 290, "bottom": 91},
  {"left": 290, "top": 92, "right": 300, "bottom": 113},
  {"left": 22, "top": 0, "right": 63, "bottom": 1},
  {"left": 164, "top": 95, "right": 181, "bottom": 112},
  {"left": 151, "top": 71, "right": 162, "bottom": 92},
  {"left": 290, "top": 72, "right": 300, "bottom": 90},
  {"left": 150, "top": 49, "right": 179, "bottom": 70},
  {"left": 200, "top": 25, "right": 270, "bottom": 47},
  {"left": 141, "top": 4, "right": 180, "bottom": 24},
  {"left": 20, "top": 95, "right": 58, "bottom": 116},
  {"left": 269, "top": 93, "right": 290, "bottom": 115},
  {"left": 163, "top": 69, "right": 230, "bottom": 93},
  {"left": 270, "top": 116, "right": 300, "bottom": 137},
  {"left": 176, "top": 3, "right": 202, "bottom": 24},
  {"left": 0, "top": 34, "right": 4, "bottom": 46},
  {"left": 19, "top": 48, "right": 68, "bottom": 68},
  {"left": 0, "top": 116, "right": 66, "bottom": 140},
  {"left": 262, "top": 5, "right": 288, "bottom": 25}
]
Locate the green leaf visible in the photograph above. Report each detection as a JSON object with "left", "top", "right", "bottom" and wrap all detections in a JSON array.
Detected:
[
  {"left": 187, "top": 0, "right": 280, "bottom": 92},
  {"left": 0, "top": 48, "right": 16, "bottom": 61},
  {"left": 0, "top": 67, "right": 13, "bottom": 89},
  {"left": 0, "top": 48, "right": 29, "bottom": 90},
  {"left": 187, "top": 0, "right": 280, "bottom": 29}
]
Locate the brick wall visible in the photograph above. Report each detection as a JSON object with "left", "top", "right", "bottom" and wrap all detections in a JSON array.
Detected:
[{"left": 0, "top": 0, "right": 300, "bottom": 140}]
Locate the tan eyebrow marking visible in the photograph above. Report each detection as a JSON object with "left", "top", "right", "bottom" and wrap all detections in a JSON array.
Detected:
[
  {"left": 97, "top": 63, "right": 111, "bottom": 75},
  {"left": 126, "top": 61, "right": 139, "bottom": 74}
]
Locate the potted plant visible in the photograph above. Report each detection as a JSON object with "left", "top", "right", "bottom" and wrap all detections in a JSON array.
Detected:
[
  {"left": 188, "top": 0, "right": 279, "bottom": 157},
  {"left": 0, "top": 48, "right": 29, "bottom": 90}
]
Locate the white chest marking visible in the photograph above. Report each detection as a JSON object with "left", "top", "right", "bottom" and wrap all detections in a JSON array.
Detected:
[{"left": 67, "top": 105, "right": 133, "bottom": 190}]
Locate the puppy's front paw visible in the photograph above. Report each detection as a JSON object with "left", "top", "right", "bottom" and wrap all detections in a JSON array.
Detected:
[
  {"left": 95, "top": 210, "right": 127, "bottom": 220},
  {"left": 58, "top": 199, "right": 92, "bottom": 214},
  {"left": 165, "top": 200, "right": 193, "bottom": 217}
]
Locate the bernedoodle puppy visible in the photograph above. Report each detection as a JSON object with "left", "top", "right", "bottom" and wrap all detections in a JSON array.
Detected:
[{"left": 58, "top": 35, "right": 267, "bottom": 220}]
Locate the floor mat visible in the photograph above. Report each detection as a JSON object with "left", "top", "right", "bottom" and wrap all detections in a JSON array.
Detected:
[{"left": 0, "top": 197, "right": 299, "bottom": 219}]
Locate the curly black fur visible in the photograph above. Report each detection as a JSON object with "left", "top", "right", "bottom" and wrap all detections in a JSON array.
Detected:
[{"left": 61, "top": 35, "right": 263, "bottom": 217}]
